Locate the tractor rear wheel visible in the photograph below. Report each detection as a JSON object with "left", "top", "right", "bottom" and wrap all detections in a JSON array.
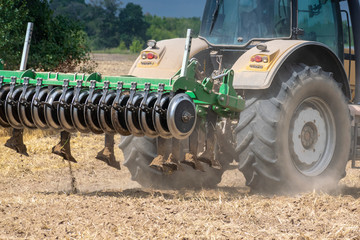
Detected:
[
  {"left": 235, "top": 64, "right": 351, "bottom": 193},
  {"left": 119, "top": 135, "right": 226, "bottom": 189}
]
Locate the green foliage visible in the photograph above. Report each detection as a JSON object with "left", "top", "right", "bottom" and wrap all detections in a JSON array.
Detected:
[
  {"left": 0, "top": 0, "right": 29, "bottom": 69},
  {"left": 50, "top": 0, "right": 202, "bottom": 52},
  {"left": 0, "top": 0, "right": 92, "bottom": 71},
  {"left": 145, "top": 15, "right": 201, "bottom": 41},
  {"left": 118, "top": 3, "right": 149, "bottom": 48},
  {"left": 118, "top": 41, "right": 127, "bottom": 51},
  {"left": 129, "top": 38, "right": 144, "bottom": 53}
]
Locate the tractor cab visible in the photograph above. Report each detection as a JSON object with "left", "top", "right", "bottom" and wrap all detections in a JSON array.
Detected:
[
  {"left": 200, "top": 0, "right": 291, "bottom": 47},
  {"left": 200, "top": 0, "right": 343, "bottom": 56}
]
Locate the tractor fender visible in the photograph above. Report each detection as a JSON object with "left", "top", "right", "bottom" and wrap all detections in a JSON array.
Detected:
[
  {"left": 129, "top": 38, "right": 209, "bottom": 79},
  {"left": 232, "top": 40, "right": 350, "bottom": 99}
]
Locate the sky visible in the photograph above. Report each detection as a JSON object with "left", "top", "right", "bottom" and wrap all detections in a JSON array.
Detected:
[{"left": 120, "top": 0, "right": 207, "bottom": 18}]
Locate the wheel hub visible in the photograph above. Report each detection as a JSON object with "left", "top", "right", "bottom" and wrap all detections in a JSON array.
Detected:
[
  {"left": 300, "top": 122, "right": 318, "bottom": 149},
  {"left": 290, "top": 97, "right": 336, "bottom": 177}
]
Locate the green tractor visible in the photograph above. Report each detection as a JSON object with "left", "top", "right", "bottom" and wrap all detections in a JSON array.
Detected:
[{"left": 0, "top": 0, "right": 359, "bottom": 192}]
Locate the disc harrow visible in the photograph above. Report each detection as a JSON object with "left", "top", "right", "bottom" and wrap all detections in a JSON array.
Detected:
[{"left": 0, "top": 60, "right": 245, "bottom": 140}]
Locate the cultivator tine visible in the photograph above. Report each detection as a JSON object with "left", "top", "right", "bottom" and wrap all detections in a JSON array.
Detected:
[
  {"left": 96, "top": 133, "right": 120, "bottom": 170},
  {"left": 162, "top": 138, "right": 183, "bottom": 171},
  {"left": 181, "top": 128, "right": 204, "bottom": 171},
  {"left": 4, "top": 128, "right": 29, "bottom": 156},
  {"left": 150, "top": 137, "right": 176, "bottom": 174},
  {"left": 52, "top": 131, "right": 76, "bottom": 163},
  {"left": 197, "top": 110, "right": 221, "bottom": 169}
]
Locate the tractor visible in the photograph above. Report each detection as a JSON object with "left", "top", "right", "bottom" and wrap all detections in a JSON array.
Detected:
[{"left": 0, "top": 0, "right": 359, "bottom": 192}]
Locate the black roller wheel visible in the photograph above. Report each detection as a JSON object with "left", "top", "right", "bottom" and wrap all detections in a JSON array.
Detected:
[{"left": 235, "top": 64, "right": 351, "bottom": 193}]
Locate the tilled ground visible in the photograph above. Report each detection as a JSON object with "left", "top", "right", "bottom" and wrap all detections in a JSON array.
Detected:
[{"left": 0, "top": 54, "right": 360, "bottom": 239}]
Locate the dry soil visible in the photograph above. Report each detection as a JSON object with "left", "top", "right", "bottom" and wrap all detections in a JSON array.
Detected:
[{"left": 0, "top": 54, "right": 359, "bottom": 239}]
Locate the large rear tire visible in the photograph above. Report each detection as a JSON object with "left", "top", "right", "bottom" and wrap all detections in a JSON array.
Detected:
[
  {"left": 235, "top": 64, "right": 351, "bottom": 192},
  {"left": 119, "top": 135, "right": 226, "bottom": 189}
]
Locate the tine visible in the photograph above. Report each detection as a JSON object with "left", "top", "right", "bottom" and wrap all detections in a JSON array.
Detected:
[
  {"left": 52, "top": 131, "right": 77, "bottom": 163},
  {"left": 180, "top": 127, "right": 204, "bottom": 171},
  {"left": 4, "top": 128, "right": 29, "bottom": 156},
  {"left": 96, "top": 133, "right": 121, "bottom": 170},
  {"left": 182, "top": 153, "right": 205, "bottom": 172},
  {"left": 198, "top": 151, "right": 222, "bottom": 169},
  {"left": 149, "top": 154, "right": 166, "bottom": 172},
  {"left": 163, "top": 153, "right": 180, "bottom": 173}
]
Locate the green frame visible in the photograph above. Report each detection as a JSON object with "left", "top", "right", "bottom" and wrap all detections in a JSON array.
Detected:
[{"left": 0, "top": 60, "right": 244, "bottom": 117}]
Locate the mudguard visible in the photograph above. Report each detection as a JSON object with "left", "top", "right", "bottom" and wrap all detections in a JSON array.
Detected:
[{"left": 232, "top": 40, "right": 350, "bottom": 98}]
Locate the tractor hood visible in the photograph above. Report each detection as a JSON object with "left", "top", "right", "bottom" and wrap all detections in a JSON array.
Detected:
[{"left": 129, "top": 38, "right": 209, "bottom": 79}]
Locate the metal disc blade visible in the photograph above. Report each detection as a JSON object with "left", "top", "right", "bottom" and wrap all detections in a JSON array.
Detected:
[
  {"left": 0, "top": 85, "right": 11, "bottom": 128},
  {"left": 5, "top": 86, "right": 24, "bottom": 129},
  {"left": 18, "top": 86, "right": 36, "bottom": 129},
  {"left": 31, "top": 87, "right": 50, "bottom": 130},
  {"left": 71, "top": 90, "right": 90, "bottom": 133},
  {"left": 97, "top": 90, "right": 116, "bottom": 134},
  {"left": 125, "top": 92, "right": 145, "bottom": 137},
  {"left": 167, "top": 93, "right": 196, "bottom": 139},
  {"left": 153, "top": 94, "right": 172, "bottom": 139},
  {"left": 84, "top": 89, "right": 103, "bottom": 134},
  {"left": 44, "top": 87, "right": 63, "bottom": 131},
  {"left": 57, "top": 88, "right": 76, "bottom": 132},
  {"left": 139, "top": 92, "right": 159, "bottom": 138},
  {"left": 111, "top": 93, "right": 131, "bottom": 136}
]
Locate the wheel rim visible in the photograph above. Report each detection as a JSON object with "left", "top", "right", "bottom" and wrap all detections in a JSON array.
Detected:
[{"left": 290, "top": 97, "right": 336, "bottom": 177}]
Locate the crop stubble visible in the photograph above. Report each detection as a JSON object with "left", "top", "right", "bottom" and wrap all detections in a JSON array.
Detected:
[{"left": 0, "top": 54, "right": 359, "bottom": 239}]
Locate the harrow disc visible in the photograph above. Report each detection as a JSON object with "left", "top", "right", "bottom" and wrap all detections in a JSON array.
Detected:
[
  {"left": 125, "top": 92, "right": 145, "bottom": 137},
  {"left": 57, "top": 88, "right": 76, "bottom": 132},
  {"left": 84, "top": 89, "right": 103, "bottom": 134},
  {"left": 0, "top": 85, "right": 11, "bottom": 128},
  {"left": 18, "top": 86, "right": 36, "bottom": 129},
  {"left": 111, "top": 92, "right": 131, "bottom": 136},
  {"left": 97, "top": 90, "right": 116, "bottom": 134},
  {"left": 31, "top": 87, "right": 50, "bottom": 130},
  {"left": 167, "top": 93, "right": 196, "bottom": 139},
  {"left": 139, "top": 92, "right": 159, "bottom": 138},
  {"left": 70, "top": 90, "right": 90, "bottom": 133},
  {"left": 44, "top": 87, "right": 63, "bottom": 131},
  {"left": 153, "top": 93, "right": 172, "bottom": 139},
  {"left": 5, "top": 86, "right": 25, "bottom": 129}
]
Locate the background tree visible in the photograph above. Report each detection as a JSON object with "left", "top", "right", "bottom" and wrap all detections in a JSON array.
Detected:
[
  {"left": 49, "top": 0, "right": 201, "bottom": 51},
  {"left": 118, "top": 3, "right": 149, "bottom": 47},
  {"left": 0, "top": 0, "right": 91, "bottom": 71}
]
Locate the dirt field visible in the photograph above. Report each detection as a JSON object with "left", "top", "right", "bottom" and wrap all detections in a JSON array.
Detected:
[{"left": 0, "top": 54, "right": 360, "bottom": 239}]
